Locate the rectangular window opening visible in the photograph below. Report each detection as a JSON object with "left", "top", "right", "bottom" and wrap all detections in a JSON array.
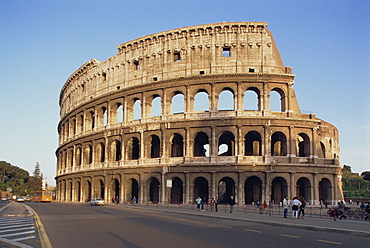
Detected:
[
  {"left": 199, "top": 71, "right": 205, "bottom": 75},
  {"left": 134, "top": 61, "right": 140, "bottom": 70},
  {"left": 249, "top": 68, "right": 255, "bottom": 72},
  {"left": 222, "top": 47, "right": 230, "bottom": 57},
  {"left": 174, "top": 52, "right": 181, "bottom": 62}
]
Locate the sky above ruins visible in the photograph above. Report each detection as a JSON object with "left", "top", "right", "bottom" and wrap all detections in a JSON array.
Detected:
[{"left": 0, "top": 0, "right": 369, "bottom": 186}]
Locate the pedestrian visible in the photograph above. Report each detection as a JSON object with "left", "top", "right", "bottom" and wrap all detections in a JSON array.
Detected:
[
  {"left": 132, "top": 196, "right": 137, "bottom": 206},
  {"left": 291, "top": 197, "right": 301, "bottom": 218},
  {"left": 283, "top": 196, "right": 289, "bottom": 218},
  {"left": 298, "top": 198, "right": 306, "bottom": 219},
  {"left": 339, "top": 200, "right": 346, "bottom": 219},
  {"left": 115, "top": 196, "right": 119, "bottom": 204},
  {"left": 210, "top": 198, "right": 215, "bottom": 212},
  {"left": 364, "top": 202, "right": 370, "bottom": 221},
  {"left": 196, "top": 196, "right": 202, "bottom": 210},
  {"left": 229, "top": 195, "right": 236, "bottom": 213},
  {"left": 215, "top": 197, "right": 219, "bottom": 212}
]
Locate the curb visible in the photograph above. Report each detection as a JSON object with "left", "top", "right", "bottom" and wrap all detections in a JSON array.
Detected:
[{"left": 112, "top": 205, "right": 370, "bottom": 238}]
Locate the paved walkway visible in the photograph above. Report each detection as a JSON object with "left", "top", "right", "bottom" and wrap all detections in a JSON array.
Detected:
[
  {"left": 110, "top": 203, "right": 370, "bottom": 238},
  {"left": 0, "top": 202, "right": 34, "bottom": 248}
]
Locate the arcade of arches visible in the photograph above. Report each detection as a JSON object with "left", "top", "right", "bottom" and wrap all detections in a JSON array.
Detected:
[{"left": 58, "top": 172, "right": 337, "bottom": 205}]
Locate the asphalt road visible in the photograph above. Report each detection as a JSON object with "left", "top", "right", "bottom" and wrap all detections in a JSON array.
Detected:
[{"left": 28, "top": 202, "right": 368, "bottom": 248}]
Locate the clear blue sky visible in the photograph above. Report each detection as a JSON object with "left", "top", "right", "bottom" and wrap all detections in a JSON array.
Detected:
[{"left": 0, "top": 0, "right": 369, "bottom": 186}]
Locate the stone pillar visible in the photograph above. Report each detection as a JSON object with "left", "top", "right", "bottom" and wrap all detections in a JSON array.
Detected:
[
  {"left": 289, "top": 172, "right": 295, "bottom": 198},
  {"left": 211, "top": 172, "right": 216, "bottom": 199},
  {"left": 313, "top": 173, "right": 319, "bottom": 205},
  {"left": 238, "top": 172, "right": 243, "bottom": 204},
  {"left": 288, "top": 126, "right": 296, "bottom": 157},
  {"left": 185, "top": 173, "right": 190, "bottom": 204}
]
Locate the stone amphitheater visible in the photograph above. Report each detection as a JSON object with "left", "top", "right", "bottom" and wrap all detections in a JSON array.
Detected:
[{"left": 55, "top": 22, "right": 343, "bottom": 205}]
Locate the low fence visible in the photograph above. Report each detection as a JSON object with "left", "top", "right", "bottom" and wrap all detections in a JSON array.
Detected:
[{"left": 139, "top": 203, "right": 370, "bottom": 221}]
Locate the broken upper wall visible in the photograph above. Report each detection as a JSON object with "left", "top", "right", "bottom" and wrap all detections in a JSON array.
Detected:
[{"left": 59, "top": 22, "right": 294, "bottom": 117}]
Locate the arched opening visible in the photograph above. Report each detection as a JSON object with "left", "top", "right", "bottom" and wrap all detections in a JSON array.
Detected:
[
  {"left": 171, "top": 133, "right": 183, "bottom": 157},
  {"left": 85, "top": 180, "right": 91, "bottom": 202},
  {"left": 319, "top": 178, "right": 332, "bottom": 204},
  {"left": 244, "top": 131, "right": 262, "bottom": 156},
  {"left": 152, "top": 96, "right": 161, "bottom": 117},
  {"left": 131, "top": 179, "right": 139, "bottom": 202},
  {"left": 170, "top": 177, "right": 183, "bottom": 204},
  {"left": 194, "top": 177, "right": 209, "bottom": 203},
  {"left": 245, "top": 176, "right": 262, "bottom": 204},
  {"left": 133, "top": 99, "right": 141, "bottom": 120},
  {"left": 76, "top": 181, "right": 81, "bottom": 202},
  {"left": 128, "top": 137, "right": 140, "bottom": 160},
  {"left": 149, "top": 178, "right": 160, "bottom": 203},
  {"left": 218, "top": 89, "right": 234, "bottom": 110},
  {"left": 218, "top": 132, "right": 235, "bottom": 156},
  {"left": 297, "top": 133, "right": 310, "bottom": 157},
  {"left": 172, "top": 92, "right": 184, "bottom": 114},
  {"left": 244, "top": 88, "right": 260, "bottom": 111},
  {"left": 69, "top": 182, "right": 72, "bottom": 201},
  {"left": 296, "top": 177, "right": 311, "bottom": 201},
  {"left": 90, "top": 111, "right": 95, "bottom": 129},
  {"left": 97, "top": 143, "right": 105, "bottom": 163},
  {"left": 218, "top": 177, "right": 236, "bottom": 204},
  {"left": 98, "top": 179, "right": 105, "bottom": 199},
  {"left": 194, "top": 132, "right": 209, "bottom": 157},
  {"left": 194, "top": 91, "right": 209, "bottom": 111},
  {"left": 111, "top": 140, "right": 121, "bottom": 161},
  {"left": 116, "top": 104, "right": 124, "bottom": 123},
  {"left": 271, "top": 177, "right": 288, "bottom": 204},
  {"left": 76, "top": 148, "right": 82, "bottom": 166},
  {"left": 320, "top": 142, "right": 326, "bottom": 158},
  {"left": 270, "top": 88, "right": 285, "bottom": 112},
  {"left": 102, "top": 107, "right": 108, "bottom": 126},
  {"left": 113, "top": 179, "right": 120, "bottom": 203},
  {"left": 271, "top": 132, "right": 287, "bottom": 156},
  {"left": 150, "top": 135, "right": 160, "bottom": 158}
]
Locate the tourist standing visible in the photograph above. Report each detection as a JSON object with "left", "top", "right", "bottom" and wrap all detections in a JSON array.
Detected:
[
  {"left": 283, "top": 196, "right": 289, "bottom": 218},
  {"left": 291, "top": 197, "right": 301, "bottom": 218},
  {"left": 196, "top": 196, "right": 202, "bottom": 210},
  {"left": 132, "top": 196, "right": 137, "bottom": 206},
  {"left": 229, "top": 196, "right": 236, "bottom": 213}
]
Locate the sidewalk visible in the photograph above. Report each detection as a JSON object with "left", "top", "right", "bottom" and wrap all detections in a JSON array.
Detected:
[
  {"left": 111, "top": 203, "right": 370, "bottom": 238},
  {"left": 0, "top": 202, "right": 34, "bottom": 248}
]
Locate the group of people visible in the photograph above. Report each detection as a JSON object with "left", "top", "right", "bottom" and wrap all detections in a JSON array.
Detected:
[
  {"left": 196, "top": 196, "right": 236, "bottom": 213},
  {"left": 283, "top": 196, "right": 307, "bottom": 219}
]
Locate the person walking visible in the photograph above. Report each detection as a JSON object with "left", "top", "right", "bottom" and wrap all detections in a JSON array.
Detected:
[
  {"left": 291, "top": 197, "right": 301, "bottom": 218},
  {"left": 132, "top": 196, "right": 137, "bottom": 206},
  {"left": 210, "top": 198, "right": 215, "bottom": 212},
  {"left": 283, "top": 196, "right": 289, "bottom": 218},
  {"left": 215, "top": 197, "right": 219, "bottom": 212},
  {"left": 196, "top": 196, "right": 202, "bottom": 211},
  {"left": 229, "top": 196, "right": 236, "bottom": 213},
  {"left": 298, "top": 198, "right": 306, "bottom": 219}
]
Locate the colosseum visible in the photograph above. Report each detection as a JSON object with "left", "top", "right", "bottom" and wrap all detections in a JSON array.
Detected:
[{"left": 55, "top": 22, "right": 343, "bottom": 206}]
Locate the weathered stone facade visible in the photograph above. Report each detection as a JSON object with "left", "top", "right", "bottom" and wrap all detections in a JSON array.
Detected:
[{"left": 55, "top": 22, "right": 343, "bottom": 205}]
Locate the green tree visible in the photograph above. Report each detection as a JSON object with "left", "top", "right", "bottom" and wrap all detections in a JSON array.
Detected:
[{"left": 361, "top": 171, "right": 370, "bottom": 181}]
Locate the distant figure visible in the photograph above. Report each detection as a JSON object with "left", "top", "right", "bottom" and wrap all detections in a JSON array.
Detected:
[
  {"left": 196, "top": 196, "right": 202, "bottom": 210},
  {"left": 229, "top": 196, "right": 236, "bottom": 213},
  {"left": 210, "top": 198, "right": 215, "bottom": 212},
  {"left": 283, "top": 196, "right": 289, "bottom": 218},
  {"left": 215, "top": 197, "right": 220, "bottom": 212},
  {"left": 291, "top": 197, "right": 301, "bottom": 218},
  {"left": 132, "top": 196, "right": 137, "bottom": 206},
  {"left": 298, "top": 198, "right": 306, "bottom": 219},
  {"left": 115, "top": 196, "right": 119, "bottom": 204}
]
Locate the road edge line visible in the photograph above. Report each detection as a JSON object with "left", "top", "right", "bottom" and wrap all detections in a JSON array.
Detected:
[{"left": 24, "top": 204, "right": 53, "bottom": 248}]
